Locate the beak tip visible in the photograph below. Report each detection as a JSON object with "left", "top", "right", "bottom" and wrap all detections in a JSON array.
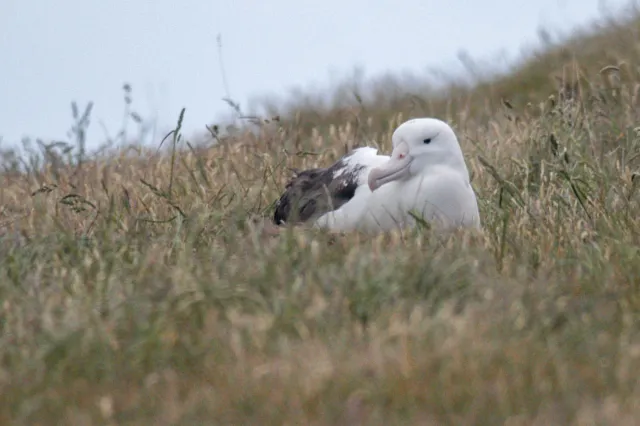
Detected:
[{"left": 367, "top": 170, "right": 379, "bottom": 192}]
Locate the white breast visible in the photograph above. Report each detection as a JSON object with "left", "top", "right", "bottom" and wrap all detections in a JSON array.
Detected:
[{"left": 315, "top": 166, "right": 480, "bottom": 232}]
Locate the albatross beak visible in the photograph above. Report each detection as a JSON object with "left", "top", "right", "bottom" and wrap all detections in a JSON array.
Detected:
[{"left": 368, "top": 141, "right": 413, "bottom": 191}]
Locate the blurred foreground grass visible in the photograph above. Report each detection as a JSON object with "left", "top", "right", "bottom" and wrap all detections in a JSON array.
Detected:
[{"left": 1, "top": 10, "right": 640, "bottom": 426}]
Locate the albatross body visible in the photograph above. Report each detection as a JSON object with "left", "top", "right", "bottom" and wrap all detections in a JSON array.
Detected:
[{"left": 273, "top": 118, "right": 481, "bottom": 232}]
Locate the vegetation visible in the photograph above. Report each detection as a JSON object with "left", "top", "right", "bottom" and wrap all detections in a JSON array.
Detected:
[{"left": 1, "top": 8, "right": 640, "bottom": 425}]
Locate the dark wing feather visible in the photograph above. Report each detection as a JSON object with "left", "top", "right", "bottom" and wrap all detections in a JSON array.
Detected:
[{"left": 273, "top": 155, "right": 366, "bottom": 225}]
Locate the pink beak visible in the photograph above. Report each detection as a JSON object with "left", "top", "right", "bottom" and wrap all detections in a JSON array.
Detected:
[{"left": 368, "top": 141, "right": 413, "bottom": 191}]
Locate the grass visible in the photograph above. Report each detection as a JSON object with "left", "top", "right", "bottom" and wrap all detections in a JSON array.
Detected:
[{"left": 2, "top": 8, "right": 640, "bottom": 426}]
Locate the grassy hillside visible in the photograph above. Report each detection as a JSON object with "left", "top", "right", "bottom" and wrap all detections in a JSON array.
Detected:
[{"left": 2, "top": 9, "right": 640, "bottom": 425}]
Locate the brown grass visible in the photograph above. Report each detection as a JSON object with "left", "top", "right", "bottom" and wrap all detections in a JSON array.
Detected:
[{"left": 1, "top": 8, "right": 640, "bottom": 426}]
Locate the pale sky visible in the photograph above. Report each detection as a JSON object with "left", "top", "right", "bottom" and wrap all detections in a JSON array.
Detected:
[{"left": 0, "top": 0, "right": 633, "bottom": 150}]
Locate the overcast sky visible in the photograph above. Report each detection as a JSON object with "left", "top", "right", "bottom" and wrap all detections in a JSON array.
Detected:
[{"left": 0, "top": 0, "right": 633, "bottom": 150}]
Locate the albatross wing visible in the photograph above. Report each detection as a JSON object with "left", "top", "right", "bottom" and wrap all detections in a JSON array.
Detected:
[{"left": 273, "top": 147, "right": 389, "bottom": 226}]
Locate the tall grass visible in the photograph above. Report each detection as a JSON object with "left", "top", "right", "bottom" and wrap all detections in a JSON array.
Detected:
[{"left": 1, "top": 10, "right": 640, "bottom": 426}]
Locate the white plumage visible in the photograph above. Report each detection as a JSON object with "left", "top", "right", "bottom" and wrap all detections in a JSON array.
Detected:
[{"left": 273, "top": 118, "right": 481, "bottom": 232}]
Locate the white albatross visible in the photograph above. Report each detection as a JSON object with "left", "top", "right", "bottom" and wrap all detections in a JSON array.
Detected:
[{"left": 272, "top": 117, "right": 481, "bottom": 232}]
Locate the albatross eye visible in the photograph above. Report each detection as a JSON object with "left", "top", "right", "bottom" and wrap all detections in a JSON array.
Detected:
[{"left": 423, "top": 138, "right": 432, "bottom": 144}]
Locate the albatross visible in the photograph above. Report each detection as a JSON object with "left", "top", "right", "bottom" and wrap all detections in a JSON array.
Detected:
[{"left": 272, "top": 117, "right": 481, "bottom": 232}]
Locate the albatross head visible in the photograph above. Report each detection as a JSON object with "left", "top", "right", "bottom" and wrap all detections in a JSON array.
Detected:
[{"left": 368, "top": 118, "right": 469, "bottom": 191}]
